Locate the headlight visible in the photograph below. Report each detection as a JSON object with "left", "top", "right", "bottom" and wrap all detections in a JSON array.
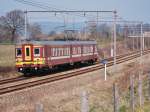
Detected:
[{"left": 20, "top": 68, "right": 23, "bottom": 71}]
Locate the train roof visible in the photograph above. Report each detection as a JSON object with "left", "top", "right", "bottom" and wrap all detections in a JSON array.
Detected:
[{"left": 17, "top": 40, "right": 97, "bottom": 45}]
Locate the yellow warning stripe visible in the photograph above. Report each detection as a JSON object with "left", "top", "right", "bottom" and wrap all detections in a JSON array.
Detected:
[{"left": 16, "top": 58, "right": 45, "bottom": 66}]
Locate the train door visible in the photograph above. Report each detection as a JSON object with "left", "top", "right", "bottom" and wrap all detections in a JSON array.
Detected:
[{"left": 23, "top": 44, "right": 33, "bottom": 61}]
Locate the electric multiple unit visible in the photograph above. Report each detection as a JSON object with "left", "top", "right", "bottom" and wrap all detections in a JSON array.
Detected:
[{"left": 15, "top": 41, "right": 99, "bottom": 74}]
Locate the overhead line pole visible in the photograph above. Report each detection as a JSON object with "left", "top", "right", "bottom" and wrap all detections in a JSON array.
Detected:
[
  {"left": 113, "top": 11, "right": 117, "bottom": 65},
  {"left": 24, "top": 10, "right": 27, "bottom": 39},
  {"left": 140, "top": 22, "right": 143, "bottom": 56}
]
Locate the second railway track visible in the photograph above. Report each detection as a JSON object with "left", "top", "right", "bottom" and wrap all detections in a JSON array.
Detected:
[
  {"left": 0, "top": 49, "right": 141, "bottom": 85},
  {"left": 0, "top": 49, "right": 149, "bottom": 95}
]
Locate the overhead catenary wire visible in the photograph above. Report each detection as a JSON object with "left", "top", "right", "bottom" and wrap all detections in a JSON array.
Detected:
[
  {"left": 14, "top": 0, "right": 118, "bottom": 33},
  {"left": 14, "top": 0, "right": 115, "bottom": 19},
  {"left": 14, "top": 0, "right": 117, "bottom": 33},
  {"left": 14, "top": 0, "right": 100, "bottom": 30}
]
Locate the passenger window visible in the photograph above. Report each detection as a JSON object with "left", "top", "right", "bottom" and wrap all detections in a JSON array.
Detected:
[
  {"left": 51, "top": 48, "right": 54, "bottom": 56},
  {"left": 60, "top": 48, "right": 63, "bottom": 56},
  {"left": 57, "top": 48, "right": 59, "bottom": 56},
  {"left": 55, "top": 48, "right": 58, "bottom": 56},
  {"left": 16, "top": 48, "right": 22, "bottom": 56},
  {"left": 64, "top": 48, "right": 67, "bottom": 56},
  {"left": 34, "top": 48, "right": 40, "bottom": 56},
  {"left": 91, "top": 46, "right": 93, "bottom": 52},
  {"left": 95, "top": 46, "right": 97, "bottom": 52},
  {"left": 67, "top": 48, "right": 70, "bottom": 55},
  {"left": 26, "top": 48, "right": 30, "bottom": 56},
  {"left": 78, "top": 47, "right": 81, "bottom": 54},
  {"left": 83, "top": 46, "right": 87, "bottom": 54},
  {"left": 59, "top": 48, "right": 61, "bottom": 56},
  {"left": 73, "top": 47, "right": 75, "bottom": 54}
]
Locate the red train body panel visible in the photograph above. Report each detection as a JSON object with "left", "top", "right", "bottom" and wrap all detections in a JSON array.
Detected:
[{"left": 15, "top": 41, "right": 99, "bottom": 73}]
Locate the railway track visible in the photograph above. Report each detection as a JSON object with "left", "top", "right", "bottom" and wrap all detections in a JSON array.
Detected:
[
  {"left": 0, "top": 76, "right": 29, "bottom": 85},
  {"left": 0, "top": 50, "right": 139, "bottom": 85},
  {"left": 0, "top": 49, "right": 149, "bottom": 95}
]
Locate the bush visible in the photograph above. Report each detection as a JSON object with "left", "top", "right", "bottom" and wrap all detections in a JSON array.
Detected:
[{"left": 119, "top": 105, "right": 127, "bottom": 112}]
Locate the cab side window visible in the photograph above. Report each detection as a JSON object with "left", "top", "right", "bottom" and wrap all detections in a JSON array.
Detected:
[
  {"left": 16, "top": 48, "right": 22, "bottom": 57},
  {"left": 34, "top": 48, "right": 40, "bottom": 57}
]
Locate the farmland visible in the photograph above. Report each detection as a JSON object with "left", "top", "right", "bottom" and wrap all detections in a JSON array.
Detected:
[
  {"left": 0, "top": 44, "right": 20, "bottom": 78},
  {"left": 0, "top": 44, "right": 15, "bottom": 67}
]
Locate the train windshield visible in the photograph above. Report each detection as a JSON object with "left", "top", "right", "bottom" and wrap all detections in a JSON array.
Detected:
[
  {"left": 16, "top": 48, "right": 22, "bottom": 56},
  {"left": 26, "top": 48, "right": 30, "bottom": 56}
]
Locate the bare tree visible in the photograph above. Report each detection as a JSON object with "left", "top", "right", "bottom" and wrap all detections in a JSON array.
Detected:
[
  {"left": 48, "top": 30, "right": 56, "bottom": 36},
  {"left": 88, "top": 21, "right": 97, "bottom": 40},
  {"left": 29, "top": 23, "right": 42, "bottom": 40},
  {"left": 0, "top": 10, "right": 24, "bottom": 42},
  {"left": 0, "top": 24, "right": 10, "bottom": 42}
]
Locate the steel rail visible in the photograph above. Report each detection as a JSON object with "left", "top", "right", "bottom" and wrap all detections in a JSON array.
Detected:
[
  {"left": 0, "top": 49, "right": 149, "bottom": 95},
  {"left": 0, "top": 49, "right": 144, "bottom": 85}
]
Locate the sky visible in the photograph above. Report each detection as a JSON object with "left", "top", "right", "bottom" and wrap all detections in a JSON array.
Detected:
[{"left": 0, "top": 0, "right": 150, "bottom": 23}]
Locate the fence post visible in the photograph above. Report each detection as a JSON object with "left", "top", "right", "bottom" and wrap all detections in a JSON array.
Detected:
[
  {"left": 35, "top": 103, "right": 43, "bottom": 112},
  {"left": 148, "top": 73, "right": 150, "bottom": 100},
  {"left": 113, "top": 83, "right": 119, "bottom": 112},
  {"left": 138, "top": 74, "right": 144, "bottom": 106},
  {"left": 81, "top": 91, "right": 89, "bottom": 112},
  {"left": 130, "top": 75, "right": 135, "bottom": 112}
]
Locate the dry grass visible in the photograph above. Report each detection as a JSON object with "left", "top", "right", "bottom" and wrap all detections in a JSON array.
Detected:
[
  {"left": 0, "top": 44, "right": 19, "bottom": 79},
  {"left": 0, "top": 56, "right": 143, "bottom": 112},
  {"left": 1, "top": 44, "right": 150, "bottom": 112},
  {"left": 0, "top": 44, "right": 15, "bottom": 67}
]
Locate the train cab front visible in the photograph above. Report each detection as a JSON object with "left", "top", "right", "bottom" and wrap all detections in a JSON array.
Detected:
[
  {"left": 15, "top": 44, "right": 45, "bottom": 74},
  {"left": 15, "top": 44, "right": 34, "bottom": 73}
]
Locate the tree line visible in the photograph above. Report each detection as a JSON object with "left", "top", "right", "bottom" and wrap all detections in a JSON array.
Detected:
[
  {"left": 0, "top": 10, "right": 42, "bottom": 43},
  {"left": 1, "top": 9, "right": 150, "bottom": 43}
]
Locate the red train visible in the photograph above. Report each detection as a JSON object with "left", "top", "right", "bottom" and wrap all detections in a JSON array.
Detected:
[{"left": 15, "top": 41, "right": 99, "bottom": 74}]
